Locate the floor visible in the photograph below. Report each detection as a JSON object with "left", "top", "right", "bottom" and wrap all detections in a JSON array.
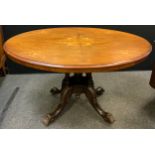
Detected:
[{"left": 0, "top": 71, "right": 155, "bottom": 129}]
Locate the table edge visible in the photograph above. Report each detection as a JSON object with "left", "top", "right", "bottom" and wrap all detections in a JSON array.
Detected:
[{"left": 4, "top": 46, "right": 152, "bottom": 73}]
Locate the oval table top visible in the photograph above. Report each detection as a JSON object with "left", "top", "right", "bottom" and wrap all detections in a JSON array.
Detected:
[{"left": 4, "top": 27, "right": 152, "bottom": 73}]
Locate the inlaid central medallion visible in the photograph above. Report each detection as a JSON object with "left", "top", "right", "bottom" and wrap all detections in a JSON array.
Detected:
[{"left": 60, "top": 36, "right": 94, "bottom": 46}]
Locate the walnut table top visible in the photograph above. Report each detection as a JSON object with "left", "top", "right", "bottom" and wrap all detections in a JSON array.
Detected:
[{"left": 4, "top": 27, "right": 152, "bottom": 73}]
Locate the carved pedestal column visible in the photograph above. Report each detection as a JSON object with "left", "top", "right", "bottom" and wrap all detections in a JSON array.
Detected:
[{"left": 42, "top": 73, "right": 115, "bottom": 126}]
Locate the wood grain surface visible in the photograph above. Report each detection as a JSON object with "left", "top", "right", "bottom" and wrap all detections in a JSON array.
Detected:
[{"left": 3, "top": 27, "right": 152, "bottom": 73}]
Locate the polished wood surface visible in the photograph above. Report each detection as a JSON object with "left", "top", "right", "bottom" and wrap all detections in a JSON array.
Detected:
[{"left": 4, "top": 27, "right": 152, "bottom": 73}]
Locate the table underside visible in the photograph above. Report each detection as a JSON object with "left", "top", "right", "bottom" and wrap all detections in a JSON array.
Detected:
[{"left": 42, "top": 73, "right": 115, "bottom": 126}]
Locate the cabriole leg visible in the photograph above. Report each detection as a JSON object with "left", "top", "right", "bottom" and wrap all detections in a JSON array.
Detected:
[
  {"left": 84, "top": 87, "right": 115, "bottom": 123},
  {"left": 43, "top": 87, "right": 72, "bottom": 126}
]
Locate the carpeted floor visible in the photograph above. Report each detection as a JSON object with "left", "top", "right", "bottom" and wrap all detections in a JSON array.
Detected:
[{"left": 0, "top": 71, "right": 155, "bottom": 129}]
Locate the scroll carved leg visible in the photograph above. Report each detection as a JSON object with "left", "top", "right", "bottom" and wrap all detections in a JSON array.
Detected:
[
  {"left": 50, "top": 87, "right": 61, "bottom": 95},
  {"left": 42, "top": 87, "right": 72, "bottom": 126},
  {"left": 50, "top": 74, "right": 70, "bottom": 95},
  {"left": 84, "top": 87, "right": 115, "bottom": 124},
  {"left": 43, "top": 73, "right": 114, "bottom": 126},
  {"left": 95, "top": 87, "right": 105, "bottom": 96}
]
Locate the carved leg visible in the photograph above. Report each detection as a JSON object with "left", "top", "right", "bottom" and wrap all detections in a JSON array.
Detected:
[
  {"left": 42, "top": 87, "right": 72, "bottom": 126},
  {"left": 95, "top": 87, "right": 105, "bottom": 96},
  {"left": 84, "top": 87, "right": 115, "bottom": 124},
  {"left": 43, "top": 73, "right": 114, "bottom": 126},
  {"left": 50, "top": 74, "right": 70, "bottom": 95},
  {"left": 50, "top": 87, "right": 61, "bottom": 95},
  {"left": 86, "top": 74, "right": 104, "bottom": 96}
]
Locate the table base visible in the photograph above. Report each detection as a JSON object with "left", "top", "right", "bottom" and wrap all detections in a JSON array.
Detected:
[{"left": 42, "top": 73, "right": 115, "bottom": 126}]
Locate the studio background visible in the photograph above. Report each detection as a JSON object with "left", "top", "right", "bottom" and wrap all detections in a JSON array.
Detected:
[{"left": 3, "top": 25, "right": 155, "bottom": 74}]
